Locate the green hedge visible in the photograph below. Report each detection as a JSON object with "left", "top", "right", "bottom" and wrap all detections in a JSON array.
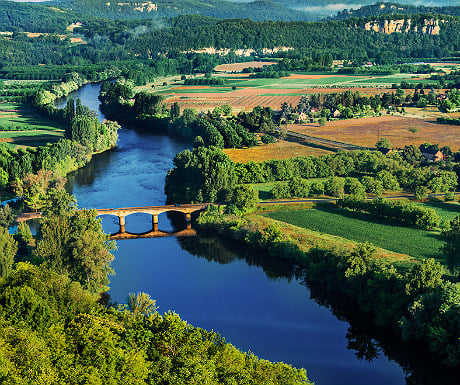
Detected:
[{"left": 337, "top": 198, "right": 440, "bottom": 229}]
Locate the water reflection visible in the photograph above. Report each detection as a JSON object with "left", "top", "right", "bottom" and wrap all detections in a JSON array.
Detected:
[{"left": 178, "top": 232, "right": 460, "bottom": 385}]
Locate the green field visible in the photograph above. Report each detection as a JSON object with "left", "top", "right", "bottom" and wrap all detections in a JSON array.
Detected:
[
  {"left": 420, "top": 201, "right": 460, "bottom": 221},
  {"left": 0, "top": 102, "right": 65, "bottom": 147},
  {"left": 263, "top": 205, "right": 446, "bottom": 262}
]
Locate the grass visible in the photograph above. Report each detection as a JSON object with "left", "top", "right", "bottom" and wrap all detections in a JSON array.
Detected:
[
  {"left": 0, "top": 102, "right": 65, "bottom": 147},
  {"left": 420, "top": 200, "right": 460, "bottom": 221},
  {"left": 223, "top": 140, "right": 333, "bottom": 164},
  {"left": 253, "top": 183, "right": 275, "bottom": 200},
  {"left": 263, "top": 205, "right": 445, "bottom": 263}
]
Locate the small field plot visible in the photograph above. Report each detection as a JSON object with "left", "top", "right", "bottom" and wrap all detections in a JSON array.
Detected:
[
  {"left": 224, "top": 140, "right": 334, "bottom": 163},
  {"left": 0, "top": 102, "right": 65, "bottom": 147},
  {"left": 214, "top": 61, "right": 277, "bottom": 72},
  {"left": 263, "top": 206, "right": 445, "bottom": 262}
]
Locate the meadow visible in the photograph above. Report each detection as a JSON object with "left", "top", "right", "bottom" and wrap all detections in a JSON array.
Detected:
[
  {"left": 263, "top": 205, "right": 448, "bottom": 262},
  {"left": 0, "top": 102, "right": 65, "bottom": 147}
]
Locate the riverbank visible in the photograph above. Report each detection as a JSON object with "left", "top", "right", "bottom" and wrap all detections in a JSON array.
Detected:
[{"left": 196, "top": 206, "right": 460, "bottom": 369}]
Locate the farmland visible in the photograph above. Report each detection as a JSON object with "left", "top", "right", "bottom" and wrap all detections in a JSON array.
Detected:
[
  {"left": 288, "top": 114, "right": 460, "bottom": 150},
  {"left": 263, "top": 205, "right": 447, "bottom": 262},
  {"left": 0, "top": 102, "right": 65, "bottom": 147},
  {"left": 223, "top": 139, "right": 333, "bottom": 163},
  {"left": 142, "top": 70, "right": 437, "bottom": 113}
]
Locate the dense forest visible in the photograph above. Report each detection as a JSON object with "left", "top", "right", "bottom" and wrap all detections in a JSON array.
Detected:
[
  {"left": 2, "top": 8, "right": 460, "bottom": 82},
  {"left": 331, "top": 2, "right": 460, "bottom": 20},
  {"left": 52, "top": 0, "right": 314, "bottom": 21}
]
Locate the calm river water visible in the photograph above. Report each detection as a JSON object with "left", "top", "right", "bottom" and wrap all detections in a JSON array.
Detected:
[{"left": 56, "top": 83, "right": 456, "bottom": 385}]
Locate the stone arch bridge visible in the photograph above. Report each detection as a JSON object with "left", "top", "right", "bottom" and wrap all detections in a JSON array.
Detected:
[{"left": 16, "top": 203, "right": 210, "bottom": 235}]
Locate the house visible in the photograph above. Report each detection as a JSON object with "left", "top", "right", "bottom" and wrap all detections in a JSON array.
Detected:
[
  {"left": 333, "top": 109, "right": 342, "bottom": 118},
  {"left": 296, "top": 112, "right": 308, "bottom": 122},
  {"left": 421, "top": 148, "right": 444, "bottom": 161}
]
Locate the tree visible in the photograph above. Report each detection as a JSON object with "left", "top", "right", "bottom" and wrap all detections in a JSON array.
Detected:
[
  {"left": 402, "top": 144, "right": 422, "bottom": 165},
  {"left": 64, "top": 98, "right": 75, "bottom": 122},
  {"left": 375, "top": 137, "right": 391, "bottom": 150},
  {"left": 35, "top": 210, "right": 115, "bottom": 292},
  {"left": 414, "top": 185, "right": 429, "bottom": 201},
  {"left": 442, "top": 216, "right": 460, "bottom": 276},
  {"left": 405, "top": 259, "right": 443, "bottom": 296},
  {"left": 227, "top": 184, "right": 259, "bottom": 215},
  {"left": 310, "top": 181, "right": 325, "bottom": 197},
  {"left": 0, "top": 205, "right": 15, "bottom": 228},
  {"left": 165, "top": 147, "right": 236, "bottom": 203},
  {"left": 41, "top": 189, "right": 77, "bottom": 217},
  {"left": 324, "top": 177, "right": 345, "bottom": 198},
  {"left": 319, "top": 116, "right": 327, "bottom": 126},
  {"left": 344, "top": 178, "right": 366, "bottom": 199},
  {"left": 68, "top": 115, "right": 98, "bottom": 148},
  {"left": 13, "top": 170, "right": 66, "bottom": 212},
  {"left": 0, "top": 227, "right": 17, "bottom": 278},
  {"left": 170, "top": 102, "right": 180, "bottom": 119},
  {"left": 193, "top": 135, "right": 205, "bottom": 148},
  {"left": 127, "top": 292, "right": 157, "bottom": 317}
]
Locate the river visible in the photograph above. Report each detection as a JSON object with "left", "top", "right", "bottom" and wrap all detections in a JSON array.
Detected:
[{"left": 55, "top": 83, "right": 456, "bottom": 385}]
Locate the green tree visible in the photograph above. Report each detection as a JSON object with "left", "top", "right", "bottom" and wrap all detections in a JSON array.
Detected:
[
  {"left": 41, "top": 189, "right": 76, "bottom": 217},
  {"left": 375, "top": 137, "right": 391, "bottom": 150},
  {"left": 442, "top": 216, "right": 460, "bottom": 276},
  {"left": 127, "top": 292, "right": 158, "bottom": 317},
  {"left": 0, "top": 227, "right": 17, "bottom": 278},
  {"left": 405, "top": 259, "right": 443, "bottom": 296},
  {"left": 324, "top": 177, "right": 345, "bottom": 198},
  {"left": 414, "top": 185, "right": 429, "bottom": 201},
  {"left": 0, "top": 205, "right": 15, "bottom": 228},
  {"left": 165, "top": 147, "right": 236, "bottom": 203},
  {"left": 227, "top": 184, "right": 259, "bottom": 214},
  {"left": 36, "top": 210, "right": 115, "bottom": 292}
]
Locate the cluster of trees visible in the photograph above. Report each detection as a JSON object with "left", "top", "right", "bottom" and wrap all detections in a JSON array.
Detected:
[
  {"left": 0, "top": 140, "right": 88, "bottom": 188},
  {"left": 171, "top": 111, "right": 258, "bottom": 149},
  {"left": 165, "top": 146, "right": 236, "bottom": 203},
  {"left": 248, "top": 71, "right": 290, "bottom": 79},
  {"left": 297, "top": 89, "right": 413, "bottom": 120},
  {"left": 237, "top": 106, "right": 279, "bottom": 134},
  {"left": 339, "top": 63, "right": 434, "bottom": 75},
  {"left": 338, "top": 197, "right": 441, "bottom": 229},
  {"left": 53, "top": 0, "right": 313, "bottom": 22},
  {"left": 0, "top": 81, "right": 44, "bottom": 103},
  {"left": 235, "top": 149, "right": 459, "bottom": 189},
  {"left": 166, "top": 147, "right": 459, "bottom": 204},
  {"left": 183, "top": 77, "right": 227, "bottom": 85}
]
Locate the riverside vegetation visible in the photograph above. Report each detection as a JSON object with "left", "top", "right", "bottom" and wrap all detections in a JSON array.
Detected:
[
  {"left": 164, "top": 142, "right": 460, "bottom": 368},
  {"left": 2, "top": 0, "right": 460, "bottom": 382}
]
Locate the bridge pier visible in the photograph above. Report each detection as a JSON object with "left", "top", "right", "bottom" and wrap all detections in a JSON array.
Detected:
[
  {"left": 119, "top": 215, "right": 126, "bottom": 232},
  {"left": 152, "top": 215, "right": 159, "bottom": 231},
  {"left": 185, "top": 213, "right": 192, "bottom": 223}
]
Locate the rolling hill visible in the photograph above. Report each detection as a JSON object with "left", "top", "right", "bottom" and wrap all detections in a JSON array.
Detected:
[{"left": 50, "top": 0, "right": 314, "bottom": 21}]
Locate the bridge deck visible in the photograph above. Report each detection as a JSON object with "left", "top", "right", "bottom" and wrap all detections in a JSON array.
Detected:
[{"left": 16, "top": 204, "right": 210, "bottom": 223}]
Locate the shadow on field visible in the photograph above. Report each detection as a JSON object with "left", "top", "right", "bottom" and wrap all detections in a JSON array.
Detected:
[{"left": 12, "top": 134, "right": 63, "bottom": 147}]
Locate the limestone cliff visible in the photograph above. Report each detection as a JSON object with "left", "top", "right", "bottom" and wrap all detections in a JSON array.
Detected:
[{"left": 364, "top": 18, "right": 443, "bottom": 35}]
